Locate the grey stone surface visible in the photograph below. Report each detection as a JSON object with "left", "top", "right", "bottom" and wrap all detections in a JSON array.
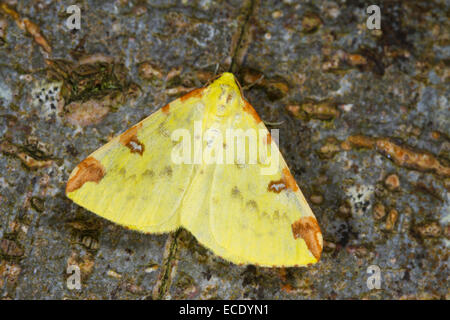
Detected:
[{"left": 0, "top": 0, "right": 448, "bottom": 299}]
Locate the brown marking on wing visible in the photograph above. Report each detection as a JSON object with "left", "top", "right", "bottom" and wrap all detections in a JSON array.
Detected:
[
  {"left": 119, "top": 123, "right": 145, "bottom": 155},
  {"left": 66, "top": 157, "right": 105, "bottom": 193},
  {"left": 119, "top": 123, "right": 142, "bottom": 146},
  {"left": 161, "top": 104, "right": 170, "bottom": 114},
  {"left": 291, "top": 216, "right": 323, "bottom": 261},
  {"left": 179, "top": 87, "right": 205, "bottom": 102},
  {"left": 282, "top": 167, "right": 299, "bottom": 191},
  {"left": 126, "top": 136, "right": 145, "bottom": 155},
  {"left": 268, "top": 179, "right": 286, "bottom": 193},
  {"left": 243, "top": 100, "right": 262, "bottom": 123},
  {"left": 267, "top": 168, "right": 299, "bottom": 193},
  {"left": 160, "top": 166, "right": 173, "bottom": 177},
  {"left": 231, "top": 186, "right": 242, "bottom": 198},
  {"left": 246, "top": 200, "right": 258, "bottom": 211}
]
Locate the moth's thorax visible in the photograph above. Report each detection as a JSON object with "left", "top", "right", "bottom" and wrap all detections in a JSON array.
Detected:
[{"left": 204, "top": 72, "right": 243, "bottom": 120}]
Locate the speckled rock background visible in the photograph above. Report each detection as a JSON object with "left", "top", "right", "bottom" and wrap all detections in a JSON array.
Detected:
[{"left": 0, "top": 0, "right": 448, "bottom": 299}]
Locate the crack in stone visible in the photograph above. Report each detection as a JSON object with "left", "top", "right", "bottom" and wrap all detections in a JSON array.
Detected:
[
  {"left": 229, "top": 0, "right": 259, "bottom": 74},
  {"left": 151, "top": 229, "right": 180, "bottom": 300}
]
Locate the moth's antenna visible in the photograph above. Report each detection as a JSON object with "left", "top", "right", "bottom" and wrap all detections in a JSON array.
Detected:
[
  {"left": 234, "top": 75, "right": 245, "bottom": 97},
  {"left": 242, "top": 74, "right": 264, "bottom": 90}
]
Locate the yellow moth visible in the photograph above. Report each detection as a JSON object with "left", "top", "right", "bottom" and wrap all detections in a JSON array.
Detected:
[{"left": 66, "top": 72, "right": 323, "bottom": 267}]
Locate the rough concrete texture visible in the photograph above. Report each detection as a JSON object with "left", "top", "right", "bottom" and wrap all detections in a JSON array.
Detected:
[{"left": 0, "top": 0, "right": 448, "bottom": 299}]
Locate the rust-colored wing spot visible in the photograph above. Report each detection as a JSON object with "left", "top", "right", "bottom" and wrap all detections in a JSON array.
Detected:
[
  {"left": 291, "top": 216, "right": 323, "bottom": 261},
  {"left": 243, "top": 100, "right": 262, "bottom": 123},
  {"left": 119, "top": 123, "right": 141, "bottom": 146},
  {"left": 268, "top": 168, "right": 299, "bottom": 193},
  {"left": 179, "top": 87, "right": 205, "bottom": 102},
  {"left": 126, "top": 136, "right": 145, "bottom": 155},
  {"left": 161, "top": 104, "right": 170, "bottom": 114},
  {"left": 119, "top": 123, "right": 145, "bottom": 155},
  {"left": 282, "top": 167, "right": 299, "bottom": 191},
  {"left": 66, "top": 157, "right": 105, "bottom": 193},
  {"left": 268, "top": 179, "right": 286, "bottom": 193}
]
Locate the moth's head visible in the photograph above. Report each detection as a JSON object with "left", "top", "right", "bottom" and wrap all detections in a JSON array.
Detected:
[{"left": 205, "top": 72, "right": 243, "bottom": 118}]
